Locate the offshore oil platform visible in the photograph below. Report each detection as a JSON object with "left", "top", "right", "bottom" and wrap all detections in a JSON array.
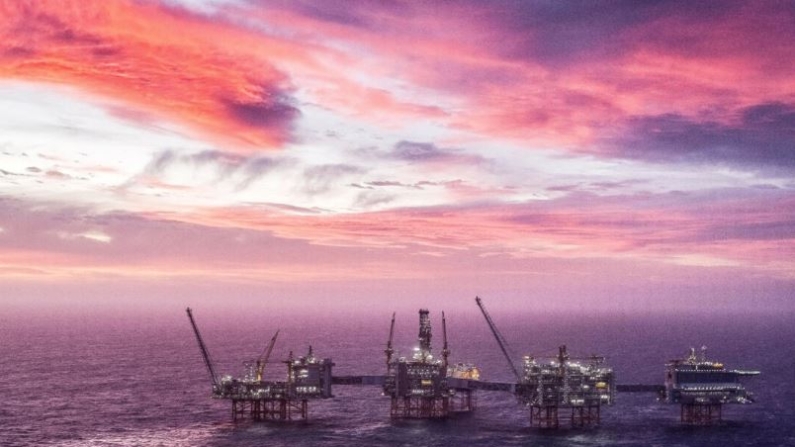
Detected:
[
  {"left": 663, "top": 346, "right": 760, "bottom": 425},
  {"left": 475, "top": 297, "right": 616, "bottom": 428},
  {"left": 382, "top": 309, "right": 479, "bottom": 418},
  {"left": 186, "top": 308, "right": 334, "bottom": 421},
  {"left": 186, "top": 301, "right": 761, "bottom": 429}
]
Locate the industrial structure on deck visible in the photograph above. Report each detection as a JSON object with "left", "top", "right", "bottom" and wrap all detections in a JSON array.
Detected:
[
  {"left": 186, "top": 302, "right": 760, "bottom": 428},
  {"left": 475, "top": 297, "right": 616, "bottom": 428},
  {"left": 663, "top": 346, "right": 760, "bottom": 425},
  {"left": 186, "top": 308, "right": 334, "bottom": 421},
  {"left": 383, "top": 309, "right": 478, "bottom": 418}
]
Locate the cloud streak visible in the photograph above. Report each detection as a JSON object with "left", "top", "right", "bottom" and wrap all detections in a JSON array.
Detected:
[
  {"left": 122, "top": 149, "right": 284, "bottom": 192},
  {"left": 161, "top": 187, "right": 795, "bottom": 279}
]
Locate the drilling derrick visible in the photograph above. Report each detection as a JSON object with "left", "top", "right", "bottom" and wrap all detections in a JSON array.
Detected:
[
  {"left": 475, "top": 297, "right": 615, "bottom": 429},
  {"left": 664, "top": 346, "right": 759, "bottom": 425},
  {"left": 186, "top": 308, "right": 334, "bottom": 422},
  {"left": 383, "top": 309, "right": 476, "bottom": 418},
  {"left": 418, "top": 309, "right": 432, "bottom": 356}
]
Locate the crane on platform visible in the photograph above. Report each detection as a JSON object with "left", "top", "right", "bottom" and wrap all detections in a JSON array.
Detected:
[
  {"left": 385, "top": 312, "right": 396, "bottom": 366},
  {"left": 186, "top": 307, "right": 219, "bottom": 390},
  {"left": 475, "top": 296, "right": 520, "bottom": 381},
  {"left": 256, "top": 330, "right": 280, "bottom": 382}
]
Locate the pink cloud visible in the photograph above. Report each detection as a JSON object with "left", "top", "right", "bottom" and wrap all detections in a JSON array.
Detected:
[
  {"left": 0, "top": 198, "right": 441, "bottom": 282},
  {"left": 232, "top": 1, "right": 795, "bottom": 151},
  {"left": 149, "top": 188, "right": 795, "bottom": 279},
  {"left": 2, "top": 0, "right": 793, "bottom": 156},
  {"left": 1, "top": 191, "right": 793, "bottom": 316},
  {"left": 1, "top": 1, "right": 794, "bottom": 316},
  {"left": 0, "top": 0, "right": 300, "bottom": 149}
]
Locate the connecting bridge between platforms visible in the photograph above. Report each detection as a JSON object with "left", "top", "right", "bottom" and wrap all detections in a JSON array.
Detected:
[{"left": 187, "top": 305, "right": 757, "bottom": 427}]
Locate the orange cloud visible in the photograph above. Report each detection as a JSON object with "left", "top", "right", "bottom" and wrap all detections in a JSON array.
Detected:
[
  {"left": 3, "top": 0, "right": 792, "bottom": 154},
  {"left": 0, "top": 0, "right": 300, "bottom": 149}
]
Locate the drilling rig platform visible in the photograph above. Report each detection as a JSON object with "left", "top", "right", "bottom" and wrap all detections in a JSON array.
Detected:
[
  {"left": 382, "top": 309, "right": 479, "bottom": 418},
  {"left": 475, "top": 297, "right": 616, "bottom": 428},
  {"left": 186, "top": 308, "right": 334, "bottom": 422},
  {"left": 186, "top": 304, "right": 760, "bottom": 428}
]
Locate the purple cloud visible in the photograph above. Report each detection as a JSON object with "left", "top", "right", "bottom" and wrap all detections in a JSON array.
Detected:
[
  {"left": 388, "top": 141, "right": 486, "bottom": 166},
  {"left": 129, "top": 149, "right": 282, "bottom": 191},
  {"left": 602, "top": 102, "right": 795, "bottom": 171},
  {"left": 222, "top": 89, "right": 300, "bottom": 136}
]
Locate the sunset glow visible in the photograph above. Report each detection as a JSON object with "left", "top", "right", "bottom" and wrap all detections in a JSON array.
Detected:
[{"left": 1, "top": 0, "right": 794, "bottom": 313}]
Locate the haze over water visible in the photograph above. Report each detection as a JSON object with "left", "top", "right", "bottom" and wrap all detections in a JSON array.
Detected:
[{"left": 2, "top": 304, "right": 794, "bottom": 447}]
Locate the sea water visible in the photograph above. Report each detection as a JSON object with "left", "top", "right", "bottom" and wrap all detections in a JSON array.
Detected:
[{"left": 2, "top": 305, "right": 794, "bottom": 446}]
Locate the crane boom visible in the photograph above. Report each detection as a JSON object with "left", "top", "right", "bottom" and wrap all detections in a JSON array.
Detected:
[
  {"left": 185, "top": 307, "right": 219, "bottom": 388},
  {"left": 256, "top": 329, "right": 280, "bottom": 382},
  {"left": 385, "top": 312, "right": 396, "bottom": 366},
  {"left": 441, "top": 311, "right": 450, "bottom": 370},
  {"left": 474, "top": 297, "right": 520, "bottom": 381}
]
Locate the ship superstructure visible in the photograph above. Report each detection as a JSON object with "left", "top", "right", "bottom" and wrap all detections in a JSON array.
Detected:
[{"left": 664, "top": 346, "right": 759, "bottom": 424}]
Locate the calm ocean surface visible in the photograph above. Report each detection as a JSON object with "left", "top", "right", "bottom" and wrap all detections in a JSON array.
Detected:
[{"left": 2, "top": 306, "right": 794, "bottom": 446}]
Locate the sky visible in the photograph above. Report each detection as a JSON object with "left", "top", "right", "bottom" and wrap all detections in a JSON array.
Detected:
[{"left": 1, "top": 0, "right": 794, "bottom": 315}]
